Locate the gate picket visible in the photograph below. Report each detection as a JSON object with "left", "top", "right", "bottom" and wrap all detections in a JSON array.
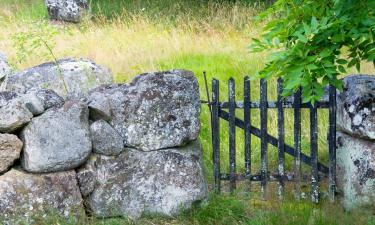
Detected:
[
  {"left": 228, "top": 78, "right": 236, "bottom": 193},
  {"left": 310, "top": 102, "right": 319, "bottom": 203},
  {"left": 212, "top": 79, "right": 220, "bottom": 193},
  {"left": 293, "top": 88, "right": 302, "bottom": 201},
  {"left": 244, "top": 77, "right": 251, "bottom": 192},
  {"left": 260, "top": 78, "right": 268, "bottom": 199},
  {"left": 277, "top": 78, "right": 285, "bottom": 200},
  {"left": 328, "top": 85, "right": 337, "bottom": 202}
]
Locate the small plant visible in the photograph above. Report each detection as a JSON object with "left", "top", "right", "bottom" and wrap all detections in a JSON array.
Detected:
[
  {"left": 12, "top": 20, "right": 60, "bottom": 65},
  {"left": 250, "top": 0, "right": 375, "bottom": 103},
  {"left": 11, "top": 20, "right": 70, "bottom": 93}
]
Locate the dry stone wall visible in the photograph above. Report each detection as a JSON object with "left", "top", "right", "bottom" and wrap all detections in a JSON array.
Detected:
[{"left": 0, "top": 54, "right": 207, "bottom": 223}]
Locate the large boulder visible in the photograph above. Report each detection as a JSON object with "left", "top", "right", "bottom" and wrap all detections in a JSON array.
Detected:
[
  {"left": 77, "top": 140, "right": 208, "bottom": 219},
  {"left": 6, "top": 58, "right": 113, "bottom": 98},
  {"left": 0, "top": 134, "right": 23, "bottom": 174},
  {"left": 336, "top": 131, "right": 375, "bottom": 210},
  {"left": 88, "top": 70, "right": 200, "bottom": 151},
  {"left": 90, "top": 119, "right": 124, "bottom": 156},
  {"left": 0, "top": 51, "right": 12, "bottom": 90},
  {"left": 45, "top": 0, "right": 90, "bottom": 23},
  {"left": 337, "top": 75, "right": 375, "bottom": 139},
  {"left": 0, "top": 169, "right": 84, "bottom": 222},
  {"left": 21, "top": 100, "right": 92, "bottom": 173}
]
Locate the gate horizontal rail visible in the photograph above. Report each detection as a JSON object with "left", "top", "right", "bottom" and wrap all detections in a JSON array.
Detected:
[{"left": 207, "top": 75, "right": 337, "bottom": 203}]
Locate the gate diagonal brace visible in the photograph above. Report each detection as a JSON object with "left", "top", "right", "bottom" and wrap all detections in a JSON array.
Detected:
[{"left": 219, "top": 109, "right": 329, "bottom": 174}]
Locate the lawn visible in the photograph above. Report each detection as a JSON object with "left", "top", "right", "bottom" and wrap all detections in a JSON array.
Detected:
[{"left": 0, "top": 0, "right": 375, "bottom": 224}]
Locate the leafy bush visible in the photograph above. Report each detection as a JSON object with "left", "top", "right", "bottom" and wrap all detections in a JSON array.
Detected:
[{"left": 251, "top": 0, "right": 375, "bottom": 102}]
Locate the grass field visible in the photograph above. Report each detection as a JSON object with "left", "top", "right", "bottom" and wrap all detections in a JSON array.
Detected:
[{"left": 0, "top": 0, "right": 375, "bottom": 224}]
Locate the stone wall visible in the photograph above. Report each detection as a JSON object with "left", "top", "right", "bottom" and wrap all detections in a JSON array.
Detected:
[
  {"left": 336, "top": 75, "right": 375, "bottom": 210},
  {"left": 0, "top": 55, "right": 207, "bottom": 223}
]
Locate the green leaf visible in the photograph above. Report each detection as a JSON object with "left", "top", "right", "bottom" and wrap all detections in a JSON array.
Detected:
[
  {"left": 311, "top": 16, "right": 319, "bottom": 31},
  {"left": 336, "top": 59, "right": 347, "bottom": 65},
  {"left": 338, "top": 65, "right": 346, "bottom": 73},
  {"left": 297, "top": 33, "right": 308, "bottom": 43},
  {"left": 355, "top": 61, "right": 361, "bottom": 72},
  {"left": 303, "top": 22, "right": 311, "bottom": 35},
  {"left": 319, "top": 49, "right": 331, "bottom": 58},
  {"left": 306, "top": 64, "right": 319, "bottom": 70},
  {"left": 348, "top": 58, "right": 357, "bottom": 67}
]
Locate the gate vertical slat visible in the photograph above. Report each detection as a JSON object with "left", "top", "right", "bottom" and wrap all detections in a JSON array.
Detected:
[
  {"left": 212, "top": 79, "right": 221, "bottom": 193},
  {"left": 293, "top": 88, "right": 302, "bottom": 201},
  {"left": 260, "top": 78, "right": 268, "bottom": 198},
  {"left": 228, "top": 78, "right": 236, "bottom": 193},
  {"left": 310, "top": 102, "right": 319, "bottom": 203},
  {"left": 277, "top": 78, "right": 285, "bottom": 200},
  {"left": 244, "top": 77, "right": 251, "bottom": 191},
  {"left": 328, "top": 85, "right": 337, "bottom": 202}
]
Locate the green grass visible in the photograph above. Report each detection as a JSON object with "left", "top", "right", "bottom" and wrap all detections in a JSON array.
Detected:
[
  {"left": 12, "top": 193, "right": 375, "bottom": 225},
  {"left": 0, "top": 0, "right": 375, "bottom": 224}
]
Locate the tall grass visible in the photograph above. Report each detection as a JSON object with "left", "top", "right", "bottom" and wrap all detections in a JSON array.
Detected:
[{"left": 0, "top": 1, "right": 375, "bottom": 224}]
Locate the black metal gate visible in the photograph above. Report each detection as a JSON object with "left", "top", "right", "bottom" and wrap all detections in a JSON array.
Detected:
[{"left": 205, "top": 75, "right": 337, "bottom": 203}]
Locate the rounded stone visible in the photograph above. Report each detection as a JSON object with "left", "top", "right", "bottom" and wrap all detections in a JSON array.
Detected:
[
  {"left": 337, "top": 75, "right": 375, "bottom": 139},
  {"left": 90, "top": 119, "right": 124, "bottom": 156},
  {"left": 21, "top": 100, "right": 92, "bottom": 173}
]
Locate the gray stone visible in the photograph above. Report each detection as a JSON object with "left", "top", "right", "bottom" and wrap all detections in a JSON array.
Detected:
[
  {"left": 31, "top": 89, "right": 64, "bottom": 109},
  {"left": 6, "top": 58, "right": 113, "bottom": 98},
  {"left": 20, "top": 92, "right": 45, "bottom": 116},
  {"left": 0, "top": 91, "right": 19, "bottom": 106},
  {"left": 90, "top": 120, "right": 124, "bottom": 156},
  {"left": 77, "top": 140, "right": 208, "bottom": 219},
  {"left": 21, "top": 100, "right": 92, "bottom": 173},
  {"left": 88, "top": 70, "right": 200, "bottom": 151},
  {"left": 88, "top": 90, "right": 112, "bottom": 121},
  {"left": 45, "top": 0, "right": 89, "bottom": 23},
  {"left": 0, "top": 169, "right": 84, "bottom": 222},
  {"left": 0, "top": 96, "right": 33, "bottom": 133},
  {"left": 337, "top": 75, "right": 375, "bottom": 139},
  {"left": 0, "top": 134, "right": 23, "bottom": 174},
  {"left": 336, "top": 131, "right": 375, "bottom": 210},
  {"left": 0, "top": 51, "right": 12, "bottom": 90},
  {"left": 0, "top": 90, "right": 61, "bottom": 133}
]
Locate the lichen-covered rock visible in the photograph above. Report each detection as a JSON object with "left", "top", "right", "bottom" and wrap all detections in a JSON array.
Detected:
[
  {"left": 20, "top": 92, "right": 45, "bottom": 116},
  {"left": 336, "top": 131, "right": 375, "bottom": 210},
  {"left": 30, "top": 89, "right": 64, "bottom": 109},
  {"left": 0, "top": 93, "right": 34, "bottom": 133},
  {"left": 77, "top": 140, "right": 207, "bottom": 219},
  {"left": 88, "top": 90, "right": 112, "bottom": 121},
  {"left": 21, "top": 100, "right": 91, "bottom": 173},
  {"left": 45, "top": 0, "right": 89, "bottom": 23},
  {"left": 6, "top": 58, "right": 113, "bottom": 98},
  {"left": 90, "top": 120, "right": 124, "bottom": 156},
  {"left": 0, "top": 169, "right": 84, "bottom": 222},
  {"left": 88, "top": 70, "right": 200, "bottom": 151},
  {"left": 0, "top": 134, "right": 23, "bottom": 174},
  {"left": 0, "top": 51, "right": 12, "bottom": 90},
  {"left": 0, "top": 91, "right": 19, "bottom": 106},
  {"left": 337, "top": 75, "right": 375, "bottom": 139}
]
